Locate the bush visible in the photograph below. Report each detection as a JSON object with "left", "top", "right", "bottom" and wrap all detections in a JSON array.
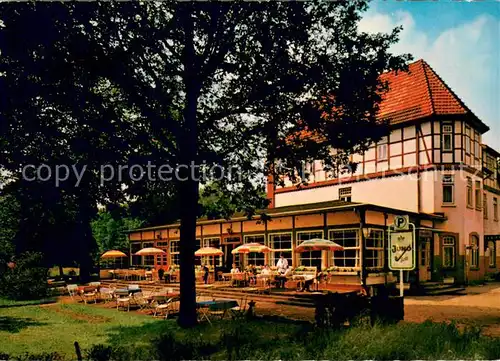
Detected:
[{"left": 0, "top": 252, "right": 49, "bottom": 300}]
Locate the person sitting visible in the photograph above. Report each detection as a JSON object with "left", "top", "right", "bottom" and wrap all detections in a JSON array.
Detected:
[
  {"left": 247, "top": 264, "right": 257, "bottom": 285},
  {"left": 230, "top": 263, "right": 240, "bottom": 273},
  {"left": 261, "top": 265, "right": 271, "bottom": 275},
  {"left": 230, "top": 263, "right": 240, "bottom": 286}
]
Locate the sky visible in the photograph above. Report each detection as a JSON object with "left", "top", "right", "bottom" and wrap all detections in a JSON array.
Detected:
[{"left": 358, "top": 0, "right": 500, "bottom": 149}]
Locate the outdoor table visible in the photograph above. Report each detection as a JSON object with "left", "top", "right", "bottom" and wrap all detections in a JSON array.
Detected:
[
  {"left": 292, "top": 274, "right": 316, "bottom": 291},
  {"left": 197, "top": 299, "right": 239, "bottom": 323},
  {"left": 148, "top": 293, "right": 180, "bottom": 303},
  {"left": 114, "top": 288, "right": 142, "bottom": 297},
  {"left": 77, "top": 285, "right": 98, "bottom": 294}
]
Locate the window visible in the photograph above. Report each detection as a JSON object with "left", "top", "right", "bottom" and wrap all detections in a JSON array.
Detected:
[
  {"left": 131, "top": 242, "right": 141, "bottom": 266},
  {"left": 202, "top": 237, "right": 220, "bottom": 248},
  {"left": 244, "top": 234, "right": 265, "bottom": 266},
  {"left": 339, "top": 187, "right": 352, "bottom": 202},
  {"left": 156, "top": 241, "right": 168, "bottom": 266},
  {"left": 465, "top": 126, "right": 471, "bottom": 154},
  {"left": 475, "top": 181, "right": 481, "bottom": 209},
  {"left": 474, "top": 132, "right": 480, "bottom": 159},
  {"left": 377, "top": 137, "right": 388, "bottom": 161},
  {"left": 268, "top": 233, "right": 293, "bottom": 267},
  {"left": 466, "top": 177, "right": 473, "bottom": 207},
  {"left": 442, "top": 175, "right": 454, "bottom": 204},
  {"left": 329, "top": 229, "right": 360, "bottom": 269},
  {"left": 442, "top": 124, "right": 453, "bottom": 151},
  {"left": 484, "top": 193, "right": 488, "bottom": 219},
  {"left": 470, "top": 235, "right": 479, "bottom": 269},
  {"left": 170, "top": 239, "right": 180, "bottom": 266},
  {"left": 142, "top": 242, "right": 154, "bottom": 266},
  {"left": 365, "top": 230, "right": 384, "bottom": 269},
  {"left": 494, "top": 198, "right": 498, "bottom": 221},
  {"left": 488, "top": 241, "right": 496, "bottom": 267},
  {"left": 297, "top": 231, "right": 324, "bottom": 268},
  {"left": 442, "top": 236, "right": 455, "bottom": 268},
  {"left": 201, "top": 237, "right": 221, "bottom": 266},
  {"left": 420, "top": 241, "right": 430, "bottom": 267}
]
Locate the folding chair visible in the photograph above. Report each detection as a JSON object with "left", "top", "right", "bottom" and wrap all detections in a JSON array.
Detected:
[
  {"left": 133, "top": 292, "right": 151, "bottom": 310},
  {"left": 67, "top": 284, "right": 78, "bottom": 298},
  {"left": 88, "top": 281, "right": 101, "bottom": 287},
  {"left": 81, "top": 288, "right": 98, "bottom": 304},
  {"left": 117, "top": 294, "right": 131, "bottom": 311},
  {"left": 99, "top": 287, "right": 115, "bottom": 303},
  {"left": 154, "top": 297, "right": 179, "bottom": 319},
  {"left": 230, "top": 296, "right": 248, "bottom": 319}
]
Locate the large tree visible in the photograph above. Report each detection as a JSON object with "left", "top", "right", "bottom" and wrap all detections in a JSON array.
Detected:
[{"left": 0, "top": 1, "right": 410, "bottom": 326}]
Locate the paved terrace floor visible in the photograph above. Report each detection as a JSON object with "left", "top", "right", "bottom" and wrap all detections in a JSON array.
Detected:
[{"left": 99, "top": 280, "right": 500, "bottom": 336}]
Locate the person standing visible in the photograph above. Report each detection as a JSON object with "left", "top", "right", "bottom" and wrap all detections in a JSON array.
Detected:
[
  {"left": 275, "top": 254, "right": 289, "bottom": 288},
  {"left": 202, "top": 264, "right": 209, "bottom": 284}
]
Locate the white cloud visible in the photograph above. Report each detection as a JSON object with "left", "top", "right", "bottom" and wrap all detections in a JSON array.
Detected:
[{"left": 359, "top": 10, "right": 500, "bottom": 149}]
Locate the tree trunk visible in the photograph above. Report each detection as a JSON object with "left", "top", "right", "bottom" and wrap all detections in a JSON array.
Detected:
[
  {"left": 177, "top": 4, "right": 199, "bottom": 328},
  {"left": 59, "top": 264, "right": 64, "bottom": 278}
]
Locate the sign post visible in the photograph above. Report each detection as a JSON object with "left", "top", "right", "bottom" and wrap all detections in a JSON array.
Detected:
[{"left": 389, "top": 216, "right": 416, "bottom": 297}]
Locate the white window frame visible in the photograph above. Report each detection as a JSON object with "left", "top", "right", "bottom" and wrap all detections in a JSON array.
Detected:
[
  {"left": 494, "top": 197, "right": 498, "bottom": 221},
  {"left": 442, "top": 175, "right": 455, "bottom": 205},
  {"left": 170, "top": 239, "right": 180, "bottom": 266},
  {"left": 377, "top": 137, "right": 388, "bottom": 161},
  {"left": 244, "top": 234, "right": 266, "bottom": 266},
  {"left": 201, "top": 237, "right": 222, "bottom": 266},
  {"left": 365, "top": 229, "right": 384, "bottom": 269},
  {"left": 268, "top": 232, "right": 293, "bottom": 268},
  {"left": 466, "top": 177, "right": 473, "bottom": 208},
  {"left": 329, "top": 228, "right": 360, "bottom": 270},
  {"left": 465, "top": 125, "right": 471, "bottom": 154},
  {"left": 475, "top": 181, "right": 482, "bottom": 210},
  {"left": 488, "top": 241, "right": 496, "bottom": 267},
  {"left": 442, "top": 236, "right": 455, "bottom": 268},
  {"left": 470, "top": 235, "right": 479, "bottom": 269},
  {"left": 296, "top": 230, "right": 324, "bottom": 268},
  {"left": 484, "top": 193, "right": 488, "bottom": 219},
  {"left": 339, "top": 187, "right": 352, "bottom": 202},
  {"left": 442, "top": 124, "right": 453, "bottom": 151}
]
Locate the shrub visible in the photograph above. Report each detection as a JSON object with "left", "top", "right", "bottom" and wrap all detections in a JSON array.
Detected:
[
  {"left": 86, "top": 344, "right": 112, "bottom": 361},
  {"left": 0, "top": 252, "right": 49, "bottom": 300}
]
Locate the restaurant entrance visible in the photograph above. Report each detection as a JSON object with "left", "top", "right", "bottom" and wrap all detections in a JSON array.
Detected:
[{"left": 222, "top": 236, "right": 241, "bottom": 272}]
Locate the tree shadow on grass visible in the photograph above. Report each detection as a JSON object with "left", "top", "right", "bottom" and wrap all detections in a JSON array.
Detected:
[
  {"left": 0, "top": 316, "right": 48, "bottom": 333},
  {"left": 0, "top": 298, "right": 57, "bottom": 309}
]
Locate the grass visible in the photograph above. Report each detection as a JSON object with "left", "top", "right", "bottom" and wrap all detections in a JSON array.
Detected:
[
  {"left": 1, "top": 298, "right": 500, "bottom": 360},
  {"left": 48, "top": 267, "right": 80, "bottom": 278}
]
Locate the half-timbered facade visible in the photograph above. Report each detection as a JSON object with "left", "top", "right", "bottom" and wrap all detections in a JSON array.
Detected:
[{"left": 127, "top": 59, "right": 500, "bottom": 285}]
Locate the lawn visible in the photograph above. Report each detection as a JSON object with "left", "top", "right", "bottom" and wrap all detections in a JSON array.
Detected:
[
  {"left": 0, "top": 300, "right": 173, "bottom": 358},
  {"left": 1, "top": 298, "right": 500, "bottom": 360}
]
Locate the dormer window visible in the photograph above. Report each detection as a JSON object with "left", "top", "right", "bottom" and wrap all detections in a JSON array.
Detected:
[{"left": 339, "top": 187, "right": 352, "bottom": 202}]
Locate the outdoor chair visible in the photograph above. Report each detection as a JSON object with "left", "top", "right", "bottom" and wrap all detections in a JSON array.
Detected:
[
  {"left": 153, "top": 296, "right": 179, "bottom": 319},
  {"left": 99, "top": 287, "right": 115, "bottom": 303},
  {"left": 67, "top": 284, "right": 78, "bottom": 298},
  {"left": 116, "top": 294, "right": 131, "bottom": 311},
  {"left": 230, "top": 296, "right": 248, "bottom": 319},
  {"left": 81, "top": 288, "right": 98, "bottom": 304},
  {"left": 88, "top": 281, "right": 101, "bottom": 287},
  {"left": 128, "top": 284, "right": 140, "bottom": 290},
  {"left": 132, "top": 292, "right": 150, "bottom": 310}
]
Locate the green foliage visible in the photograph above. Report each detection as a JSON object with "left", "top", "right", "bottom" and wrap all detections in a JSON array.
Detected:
[
  {"left": 0, "top": 195, "right": 18, "bottom": 267},
  {"left": 0, "top": 252, "right": 49, "bottom": 300},
  {"left": 91, "top": 210, "right": 143, "bottom": 254}
]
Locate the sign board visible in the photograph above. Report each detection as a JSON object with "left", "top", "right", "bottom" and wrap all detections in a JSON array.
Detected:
[
  {"left": 388, "top": 220, "right": 416, "bottom": 271},
  {"left": 393, "top": 215, "right": 409, "bottom": 230}
]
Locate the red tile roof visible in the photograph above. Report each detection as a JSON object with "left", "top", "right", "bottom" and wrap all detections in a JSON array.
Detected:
[{"left": 378, "top": 59, "right": 488, "bottom": 132}]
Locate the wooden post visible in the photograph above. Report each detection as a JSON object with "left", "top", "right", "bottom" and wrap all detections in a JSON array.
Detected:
[{"left": 74, "top": 341, "right": 82, "bottom": 361}]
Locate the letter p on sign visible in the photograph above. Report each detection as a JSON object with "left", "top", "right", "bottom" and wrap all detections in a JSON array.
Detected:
[{"left": 394, "top": 215, "right": 409, "bottom": 230}]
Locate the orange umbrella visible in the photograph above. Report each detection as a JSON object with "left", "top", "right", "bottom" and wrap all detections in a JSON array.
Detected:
[
  {"left": 232, "top": 243, "right": 273, "bottom": 254},
  {"left": 295, "top": 239, "right": 344, "bottom": 252},
  {"left": 134, "top": 247, "right": 166, "bottom": 256},
  {"left": 100, "top": 250, "right": 127, "bottom": 259},
  {"left": 195, "top": 247, "right": 224, "bottom": 256}
]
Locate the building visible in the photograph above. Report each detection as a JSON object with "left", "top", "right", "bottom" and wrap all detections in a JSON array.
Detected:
[{"left": 127, "top": 59, "right": 500, "bottom": 285}]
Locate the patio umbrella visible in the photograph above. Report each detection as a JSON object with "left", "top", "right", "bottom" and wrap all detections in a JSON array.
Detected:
[
  {"left": 195, "top": 247, "right": 224, "bottom": 282},
  {"left": 100, "top": 250, "right": 127, "bottom": 269},
  {"left": 100, "top": 250, "right": 127, "bottom": 259},
  {"left": 134, "top": 247, "right": 166, "bottom": 256},
  {"left": 231, "top": 243, "right": 273, "bottom": 254},
  {"left": 295, "top": 239, "right": 344, "bottom": 252}
]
